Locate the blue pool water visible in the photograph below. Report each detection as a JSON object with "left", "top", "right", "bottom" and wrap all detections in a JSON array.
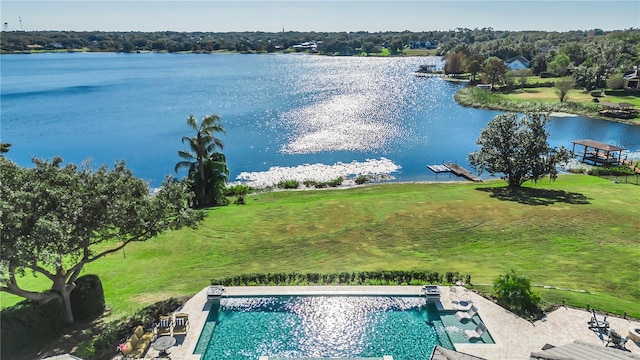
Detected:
[{"left": 194, "top": 296, "right": 486, "bottom": 360}]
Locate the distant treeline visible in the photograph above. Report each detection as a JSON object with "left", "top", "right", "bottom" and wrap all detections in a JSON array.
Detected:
[{"left": 2, "top": 28, "right": 639, "bottom": 61}]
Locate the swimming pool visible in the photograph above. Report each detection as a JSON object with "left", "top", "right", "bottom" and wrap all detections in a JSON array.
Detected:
[{"left": 194, "top": 296, "right": 492, "bottom": 360}]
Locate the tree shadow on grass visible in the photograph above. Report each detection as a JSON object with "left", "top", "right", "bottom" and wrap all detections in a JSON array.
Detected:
[{"left": 476, "top": 186, "right": 591, "bottom": 206}]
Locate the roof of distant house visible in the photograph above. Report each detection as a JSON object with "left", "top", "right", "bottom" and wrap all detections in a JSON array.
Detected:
[{"left": 505, "top": 55, "right": 530, "bottom": 64}]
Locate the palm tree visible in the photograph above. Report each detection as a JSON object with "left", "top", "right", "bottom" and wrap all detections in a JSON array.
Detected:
[{"left": 175, "top": 114, "right": 229, "bottom": 207}]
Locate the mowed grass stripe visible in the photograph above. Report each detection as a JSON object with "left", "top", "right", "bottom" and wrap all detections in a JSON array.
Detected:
[{"left": 1, "top": 175, "right": 638, "bottom": 319}]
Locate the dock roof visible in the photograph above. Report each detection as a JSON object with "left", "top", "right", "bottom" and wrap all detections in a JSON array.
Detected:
[
  {"left": 599, "top": 102, "right": 635, "bottom": 109},
  {"left": 571, "top": 140, "right": 625, "bottom": 152}
]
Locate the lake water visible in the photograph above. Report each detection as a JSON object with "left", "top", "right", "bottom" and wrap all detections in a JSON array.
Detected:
[{"left": 2, "top": 53, "right": 639, "bottom": 188}]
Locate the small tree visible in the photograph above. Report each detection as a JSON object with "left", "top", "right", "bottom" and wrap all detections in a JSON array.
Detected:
[
  {"left": 554, "top": 77, "right": 575, "bottom": 102},
  {"left": 493, "top": 270, "right": 541, "bottom": 315},
  {"left": 445, "top": 51, "right": 464, "bottom": 75},
  {"left": 466, "top": 59, "right": 482, "bottom": 82},
  {"left": 481, "top": 56, "right": 508, "bottom": 88},
  {"left": 505, "top": 70, "right": 517, "bottom": 90},
  {"left": 607, "top": 73, "right": 624, "bottom": 89},
  {"left": 469, "top": 113, "right": 569, "bottom": 187},
  {"left": 517, "top": 68, "right": 532, "bottom": 89},
  {"left": 547, "top": 53, "right": 572, "bottom": 76}
]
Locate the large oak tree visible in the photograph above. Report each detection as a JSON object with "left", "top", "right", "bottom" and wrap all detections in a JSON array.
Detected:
[
  {"left": 0, "top": 157, "right": 204, "bottom": 323},
  {"left": 468, "top": 113, "right": 569, "bottom": 187}
]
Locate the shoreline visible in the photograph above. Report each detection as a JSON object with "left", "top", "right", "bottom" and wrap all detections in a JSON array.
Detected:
[
  {"left": 0, "top": 48, "right": 434, "bottom": 57},
  {"left": 453, "top": 87, "right": 640, "bottom": 126}
]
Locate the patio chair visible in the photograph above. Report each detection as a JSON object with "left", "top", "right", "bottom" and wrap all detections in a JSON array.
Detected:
[
  {"left": 449, "top": 286, "right": 458, "bottom": 301},
  {"left": 455, "top": 304, "right": 478, "bottom": 322},
  {"left": 587, "top": 310, "right": 609, "bottom": 331},
  {"left": 156, "top": 315, "right": 173, "bottom": 337},
  {"left": 172, "top": 313, "right": 190, "bottom": 335},
  {"left": 463, "top": 322, "right": 487, "bottom": 341},
  {"left": 606, "top": 329, "right": 630, "bottom": 350}
]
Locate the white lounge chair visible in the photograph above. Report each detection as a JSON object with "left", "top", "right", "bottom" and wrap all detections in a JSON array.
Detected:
[
  {"left": 455, "top": 304, "right": 478, "bottom": 322},
  {"left": 463, "top": 322, "right": 487, "bottom": 341}
]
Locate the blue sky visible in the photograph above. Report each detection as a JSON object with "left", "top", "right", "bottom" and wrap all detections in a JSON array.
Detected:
[{"left": 1, "top": 1, "right": 638, "bottom": 33}]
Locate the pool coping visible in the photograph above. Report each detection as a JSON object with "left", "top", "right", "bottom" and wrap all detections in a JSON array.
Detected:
[
  {"left": 147, "top": 285, "right": 640, "bottom": 360},
  {"left": 157, "top": 285, "right": 485, "bottom": 360}
]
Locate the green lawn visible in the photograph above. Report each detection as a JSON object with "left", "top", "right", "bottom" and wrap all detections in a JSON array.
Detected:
[
  {"left": 402, "top": 48, "right": 438, "bottom": 56},
  {"left": 2, "top": 175, "right": 639, "bottom": 320},
  {"left": 504, "top": 77, "right": 640, "bottom": 110}
]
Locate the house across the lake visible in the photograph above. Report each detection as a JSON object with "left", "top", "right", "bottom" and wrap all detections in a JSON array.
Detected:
[
  {"left": 504, "top": 55, "right": 530, "bottom": 70},
  {"left": 623, "top": 65, "right": 640, "bottom": 91},
  {"left": 409, "top": 41, "right": 438, "bottom": 49}
]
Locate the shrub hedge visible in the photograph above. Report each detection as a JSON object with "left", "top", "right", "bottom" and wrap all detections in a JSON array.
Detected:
[
  {"left": 1, "top": 297, "right": 67, "bottom": 359},
  {"left": 588, "top": 165, "right": 635, "bottom": 176},
  {"left": 211, "top": 270, "right": 471, "bottom": 287},
  {"left": 278, "top": 180, "right": 300, "bottom": 189},
  {"left": 71, "top": 274, "right": 106, "bottom": 322}
]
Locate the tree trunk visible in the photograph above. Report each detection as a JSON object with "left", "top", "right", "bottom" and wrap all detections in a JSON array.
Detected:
[
  {"left": 52, "top": 277, "right": 75, "bottom": 324},
  {"left": 59, "top": 289, "right": 74, "bottom": 324}
]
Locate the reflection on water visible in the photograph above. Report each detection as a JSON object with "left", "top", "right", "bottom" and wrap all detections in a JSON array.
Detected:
[
  {"left": 205, "top": 296, "right": 438, "bottom": 360},
  {"left": 1, "top": 53, "right": 639, "bottom": 187}
]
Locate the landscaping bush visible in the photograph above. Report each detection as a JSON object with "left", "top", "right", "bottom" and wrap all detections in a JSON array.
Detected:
[
  {"left": 1, "top": 297, "right": 67, "bottom": 359},
  {"left": 493, "top": 270, "right": 542, "bottom": 318},
  {"left": 327, "top": 177, "right": 343, "bottom": 187},
  {"left": 588, "top": 165, "right": 635, "bottom": 176},
  {"left": 71, "top": 274, "right": 106, "bottom": 322},
  {"left": 225, "top": 184, "right": 252, "bottom": 196},
  {"left": 303, "top": 180, "right": 316, "bottom": 188},
  {"left": 277, "top": 180, "right": 300, "bottom": 189},
  {"left": 211, "top": 270, "right": 469, "bottom": 287},
  {"left": 355, "top": 175, "right": 369, "bottom": 185},
  {"left": 567, "top": 167, "right": 588, "bottom": 174}
]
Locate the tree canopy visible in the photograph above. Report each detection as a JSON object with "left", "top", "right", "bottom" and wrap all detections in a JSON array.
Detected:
[
  {"left": 468, "top": 113, "right": 569, "bottom": 187},
  {"left": 481, "top": 56, "right": 508, "bottom": 88},
  {"left": 0, "top": 157, "right": 204, "bottom": 323}
]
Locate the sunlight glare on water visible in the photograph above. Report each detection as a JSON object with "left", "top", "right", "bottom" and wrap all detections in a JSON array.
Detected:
[
  {"left": 278, "top": 57, "right": 431, "bottom": 154},
  {"left": 2, "top": 53, "right": 639, "bottom": 188},
  {"left": 203, "top": 296, "right": 439, "bottom": 360}
]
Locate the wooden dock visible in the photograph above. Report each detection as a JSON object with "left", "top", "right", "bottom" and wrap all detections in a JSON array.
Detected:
[
  {"left": 444, "top": 163, "right": 482, "bottom": 182},
  {"left": 621, "top": 159, "right": 640, "bottom": 174}
]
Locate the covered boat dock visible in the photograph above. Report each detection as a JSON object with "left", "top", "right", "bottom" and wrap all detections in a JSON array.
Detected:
[
  {"left": 597, "top": 101, "right": 638, "bottom": 119},
  {"left": 571, "top": 140, "right": 625, "bottom": 166}
]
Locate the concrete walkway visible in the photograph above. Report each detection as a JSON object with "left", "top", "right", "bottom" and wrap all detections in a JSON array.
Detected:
[{"left": 143, "top": 286, "right": 640, "bottom": 360}]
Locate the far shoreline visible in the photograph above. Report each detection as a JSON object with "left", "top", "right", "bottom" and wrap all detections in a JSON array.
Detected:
[{"left": 452, "top": 85, "right": 640, "bottom": 126}]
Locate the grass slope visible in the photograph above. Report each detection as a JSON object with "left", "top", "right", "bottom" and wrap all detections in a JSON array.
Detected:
[{"left": 2, "top": 175, "right": 639, "bottom": 319}]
